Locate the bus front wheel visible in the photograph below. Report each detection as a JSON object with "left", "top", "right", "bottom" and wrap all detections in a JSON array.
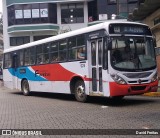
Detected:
[
  {"left": 74, "top": 80, "right": 87, "bottom": 102},
  {"left": 22, "top": 80, "right": 30, "bottom": 96}
]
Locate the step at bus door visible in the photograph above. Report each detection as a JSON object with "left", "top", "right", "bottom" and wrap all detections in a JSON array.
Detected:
[
  {"left": 90, "top": 38, "right": 103, "bottom": 94},
  {"left": 12, "top": 54, "right": 19, "bottom": 89}
]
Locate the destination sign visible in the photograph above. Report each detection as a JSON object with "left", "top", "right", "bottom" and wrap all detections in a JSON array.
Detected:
[{"left": 109, "top": 23, "right": 152, "bottom": 35}]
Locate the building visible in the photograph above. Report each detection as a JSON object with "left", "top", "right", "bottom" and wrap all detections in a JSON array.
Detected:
[
  {"left": 129, "top": 0, "right": 160, "bottom": 47},
  {"left": 0, "top": 12, "right": 3, "bottom": 66},
  {"left": 2, "top": 0, "right": 139, "bottom": 49},
  {"left": 129, "top": 0, "right": 160, "bottom": 76}
]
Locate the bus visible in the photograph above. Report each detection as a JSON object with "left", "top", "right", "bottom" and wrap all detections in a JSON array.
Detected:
[{"left": 3, "top": 20, "right": 158, "bottom": 102}]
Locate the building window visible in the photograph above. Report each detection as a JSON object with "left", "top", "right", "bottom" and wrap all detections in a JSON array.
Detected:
[
  {"left": 128, "top": 3, "right": 137, "bottom": 13},
  {"left": 128, "top": 0, "right": 138, "bottom": 3},
  {"left": 61, "top": 3, "right": 84, "bottom": 24},
  {"left": 33, "top": 35, "right": 53, "bottom": 41},
  {"left": 8, "top": 5, "right": 15, "bottom": 26},
  {"left": 108, "top": 0, "right": 117, "bottom": 4},
  {"left": 118, "top": 0, "right": 128, "bottom": 17},
  {"left": 154, "top": 17, "right": 160, "bottom": 25},
  {"left": 10, "top": 36, "right": 30, "bottom": 46},
  {"left": 88, "top": 1, "right": 98, "bottom": 22},
  {"left": 7, "top": 3, "right": 57, "bottom": 26}
]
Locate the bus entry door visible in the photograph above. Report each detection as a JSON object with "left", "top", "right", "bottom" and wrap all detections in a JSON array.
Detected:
[
  {"left": 90, "top": 39, "right": 103, "bottom": 94},
  {"left": 12, "top": 54, "right": 19, "bottom": 89}
]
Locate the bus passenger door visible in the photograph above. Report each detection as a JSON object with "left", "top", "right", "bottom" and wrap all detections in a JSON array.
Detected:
[
  {"left": 12, "top": 54, "right": 19, "bottom": 89},
  {"left": 90, "top": 38, "right": 103, "bottom": 94}
]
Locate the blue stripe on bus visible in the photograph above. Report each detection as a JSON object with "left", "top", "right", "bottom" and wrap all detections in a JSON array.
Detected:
[{"left": 8, "top": 67, "right": 47, "bottom": 81}]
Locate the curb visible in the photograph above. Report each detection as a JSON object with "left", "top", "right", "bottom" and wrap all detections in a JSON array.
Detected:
[
  {"left": 143, "top": 86, "right": 160, "bottom": 97},
  {"left": 143, "top": 92, "right": 160, "bottom": 97}
]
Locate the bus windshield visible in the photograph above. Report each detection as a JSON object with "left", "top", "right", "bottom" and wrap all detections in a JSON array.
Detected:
[{"left": 110, "top": 36, "right": 156, "bottom": 71}]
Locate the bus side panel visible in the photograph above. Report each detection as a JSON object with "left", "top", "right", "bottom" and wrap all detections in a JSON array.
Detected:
[
  {"left": 59, "top": 61, "right": 90, "bottom": 95},
  {"left": 29, "top": 80, "right": 89, "bottom": 94},
  {"left": 4, "top": 61, "right": 91, "bottom": 96},
  {"left": 102, "top": 70, "right": 110, "bottom": 97},
  {"left": 3, "top": 69, "right": 13, "bottom": 89},
  {"left": 29, "top": 81, "right": 71, "bottom": 94},
  {"left": 21, "top": 61, "right": 89, "bottom": 94}
]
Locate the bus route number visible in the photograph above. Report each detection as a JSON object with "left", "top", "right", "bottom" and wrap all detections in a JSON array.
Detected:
[{"left": 80, "top": 63, "right": 85, "bottom": 68}]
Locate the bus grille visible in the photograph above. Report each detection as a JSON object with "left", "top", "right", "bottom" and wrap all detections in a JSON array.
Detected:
[
  {"left": 128, "top": 80, "right": 148, "bottom": 84},
  {"left": 131, "top": 86, "right": 146, "bottom": 91},
  {"left": 123, "top": 72, "right": 152, "bottom": 78}
]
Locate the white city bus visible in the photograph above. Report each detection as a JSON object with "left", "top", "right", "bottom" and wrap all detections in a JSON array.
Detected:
[{"left": 3, "top": 20, "right": 158, "bottom": 102}]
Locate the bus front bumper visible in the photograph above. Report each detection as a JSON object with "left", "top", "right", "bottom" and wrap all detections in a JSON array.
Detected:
[{"left": 109, "top": 80, "right": 158, "bottom": 97}]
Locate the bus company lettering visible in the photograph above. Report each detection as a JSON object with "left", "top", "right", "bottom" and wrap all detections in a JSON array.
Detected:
[{"left": 35, "top": 70, "right": 50, "bottom": 77}]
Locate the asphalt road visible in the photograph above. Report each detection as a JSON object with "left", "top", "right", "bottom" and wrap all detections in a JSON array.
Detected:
[{"left": 0, "top": 84, "right": 160, "bottom": 138}]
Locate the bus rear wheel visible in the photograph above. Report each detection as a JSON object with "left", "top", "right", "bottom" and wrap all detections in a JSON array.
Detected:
[
  {"left": 74, "top": 80, "right": 87, "bottom": 102},
  {"left": 22, "top": 80, "right": 30, "bottom": 96}
]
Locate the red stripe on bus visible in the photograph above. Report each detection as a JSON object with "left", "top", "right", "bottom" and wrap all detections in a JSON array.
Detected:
[{"left": 31, "top": 64, "right": 90, "bottom": 81}]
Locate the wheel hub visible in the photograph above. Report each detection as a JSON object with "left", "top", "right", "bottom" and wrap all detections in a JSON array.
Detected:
[{"left": 77, "top": 85, "right": 84, "bottom": 97}]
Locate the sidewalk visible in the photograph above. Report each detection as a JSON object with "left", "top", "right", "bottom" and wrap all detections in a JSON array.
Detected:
[{"left": 0, "top": 80, "right": 3, "bottom": 87}]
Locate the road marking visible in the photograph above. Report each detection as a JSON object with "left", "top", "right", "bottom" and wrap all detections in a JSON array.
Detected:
[{"left": 101, "top": 106, "right": 108, "bottom": 109}]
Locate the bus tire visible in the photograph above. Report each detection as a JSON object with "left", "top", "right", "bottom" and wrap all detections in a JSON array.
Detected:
[
  {"left": 22, "top": 80, "right": 30, "bottom": 96},
  {"left": 74, "top": 80, "right": 87, "bottom": 102}
]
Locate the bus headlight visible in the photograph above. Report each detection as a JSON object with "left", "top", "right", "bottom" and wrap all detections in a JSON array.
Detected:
[
  {"left": 111, "top": 74, "right": 127, "bottom": 84},
  {"left": 151, "top": 73, "right": 158, "bottom": 82}
]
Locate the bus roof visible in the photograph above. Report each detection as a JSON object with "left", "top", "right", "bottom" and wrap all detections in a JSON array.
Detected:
[{"left": 4, "top": 20, "right": 149, "bottom": 53}]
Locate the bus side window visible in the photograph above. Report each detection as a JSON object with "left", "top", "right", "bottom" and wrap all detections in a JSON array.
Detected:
[
  {"left": 43, "top": 43, "right": 50, "bottom": 63},
  {"left": 69, "top": 49, "right": 76, "bottom": 60},
  {"left": 19, "top": 50, "right": 24, "bottom": 66},
  {"left": 77, "top": 47, "right": 85, "bottom": 60},
  {"left": 68, "top": 37, "right": 76, "bottom": 60},
  {"left": 24, "top": 49, "right": 30, "bottom": 65},
  {"left": 37, "top": 55, "right": 44, "bottom": 64},
  {"left": 36, "top": 45, "right": 43, "bottom": 64},
  {"left": 68, "top": 35, "right": 86, "bottom": 61},
  {"left": 59, "top": 39, "right": 67, "bottom": 62},
  {"left": 50, "top": 42, "right": 58, "bottom": 63},
  {"left": 30, "top": 47, "right": 36, "bottom": 65},
  {"left": 76, "top": 35, "right": 86, "bottom": 60}
]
